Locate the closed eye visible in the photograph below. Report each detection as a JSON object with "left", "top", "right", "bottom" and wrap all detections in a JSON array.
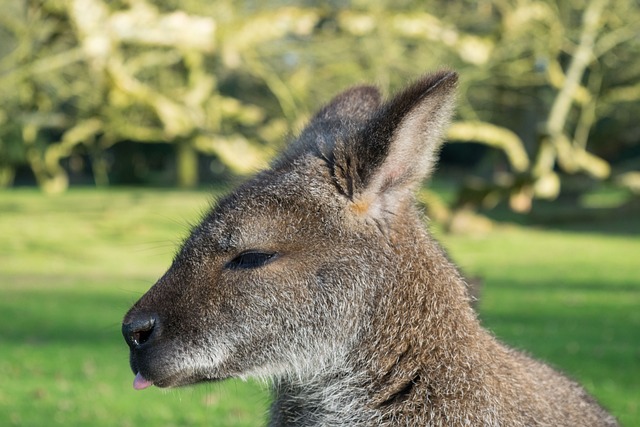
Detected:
[{"left": 224, "top": 250, "right": 278, "bottom": 270}]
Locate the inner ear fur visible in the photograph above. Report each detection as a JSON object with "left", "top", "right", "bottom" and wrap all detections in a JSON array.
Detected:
[{"left": 334, "top": 71, "right": 458, "bottom": 217}]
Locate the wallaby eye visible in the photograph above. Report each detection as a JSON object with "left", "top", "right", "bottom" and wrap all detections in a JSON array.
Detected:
[{"left": 225, "top": 250, "right": 277, "bottom": 270}]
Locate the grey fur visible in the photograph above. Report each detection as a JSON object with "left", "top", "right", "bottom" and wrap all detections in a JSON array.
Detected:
[{"left": 123, "top": 71, "right": 618, "bottom": 426}]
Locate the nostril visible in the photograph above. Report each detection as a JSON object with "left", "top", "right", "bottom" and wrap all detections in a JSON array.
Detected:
[
  {"left": 132, "top": 326, "right": 153, "bottom": 346},
  {"left": 122, "top": 315, "right": 157, "bottom": 348}
]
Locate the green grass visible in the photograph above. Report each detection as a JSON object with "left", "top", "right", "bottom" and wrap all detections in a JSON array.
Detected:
[
  {"left": 1, "top": 188, "right": 638, "bottom": 426},
  {"left": 0, "top": 189, "right": 269, "bottom": 426}
]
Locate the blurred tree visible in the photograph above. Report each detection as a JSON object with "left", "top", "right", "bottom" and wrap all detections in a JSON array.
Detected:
[
  {"left": 0, "top": 1, "right": 81, "bottom": 192},
  {"left": 0, "top": 0, "right": 637, "bottom": 219}
]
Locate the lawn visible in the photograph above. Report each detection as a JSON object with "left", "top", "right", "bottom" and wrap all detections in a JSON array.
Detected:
[{"left": 0, "top": 188, "right": 638, "bottom": 426}]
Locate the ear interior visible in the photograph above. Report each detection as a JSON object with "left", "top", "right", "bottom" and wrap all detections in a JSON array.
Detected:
[{"left": 342, "top": 71, "right": 459, "bottom": 217}]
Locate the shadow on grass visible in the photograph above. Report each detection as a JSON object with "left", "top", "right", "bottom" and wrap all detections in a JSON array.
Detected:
[
  {"left": 483, "top": 198, "right": 640, "bottom": 237},
  {"left": 486, "top": 277, "right": 640, "bottom": 294},
  {"left": 1, "top": 288, "right": 138, "bottom": 347}
]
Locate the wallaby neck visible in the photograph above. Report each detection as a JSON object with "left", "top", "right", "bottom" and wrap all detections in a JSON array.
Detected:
[
  {"left": 269, "top": 220, "right": 484, "bottom": 426},
  {"left": 269, "top": 369, "right": 376, "bottom": 426},
  {"left": 361, "top": 226, "right": 483, "bottom": 415}
]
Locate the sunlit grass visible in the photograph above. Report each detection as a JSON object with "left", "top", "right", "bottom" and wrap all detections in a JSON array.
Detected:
[
  {"left": 1, "top": 188, "right": 638, "bottom": 426},
  {"left": 0, "top": 188, "right": 269, "bottom": 427}
]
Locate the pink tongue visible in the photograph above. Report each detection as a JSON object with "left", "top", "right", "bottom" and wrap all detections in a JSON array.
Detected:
[{"left": 133, "top": 372, "right": 154, "bottom": 390}]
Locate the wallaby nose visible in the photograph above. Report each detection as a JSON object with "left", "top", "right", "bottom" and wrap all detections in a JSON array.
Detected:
[{"left": 122, "top": 313, "right": 158, "bottom": 349}]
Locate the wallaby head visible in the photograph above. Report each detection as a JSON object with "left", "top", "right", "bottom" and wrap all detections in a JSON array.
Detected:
[
  {"left": 123, "top": 71, "right": 457, "bottom": 388},
  {"left": 123, "top": 71, "right": 617, "bottom": 426}
]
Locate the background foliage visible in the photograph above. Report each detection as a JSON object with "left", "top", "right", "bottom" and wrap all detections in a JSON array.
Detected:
[{"left": 1, "top": 0, "right": 639, "bottom": 227}]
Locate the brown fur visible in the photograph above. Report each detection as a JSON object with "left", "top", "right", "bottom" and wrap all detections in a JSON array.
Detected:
[{"left": 123, "top": 71, "right": 618, "bottom": 426}]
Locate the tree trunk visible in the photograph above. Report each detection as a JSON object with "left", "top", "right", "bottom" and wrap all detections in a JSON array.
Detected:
[{"left": 176, "top": 139, "right": 198, "bottom": 188}]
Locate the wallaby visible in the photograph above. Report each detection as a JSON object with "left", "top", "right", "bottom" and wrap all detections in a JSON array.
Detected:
[{"left": 123, "top": 71, "right": 618, "bottom": 426}]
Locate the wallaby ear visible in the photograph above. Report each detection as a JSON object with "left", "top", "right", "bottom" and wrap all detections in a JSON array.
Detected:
[
  {"left": 333, "top": 71, "right": 458, "bottom": 217},
  {"left": 312, "top": 85, "right": 382, "bottom": 123},
  {"left": 276, "top": 86, "right": 381, "bottom": 166}
]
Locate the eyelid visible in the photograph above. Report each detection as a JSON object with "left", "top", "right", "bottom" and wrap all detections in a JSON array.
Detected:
[{"left": 224, "top": 250, "right": 278, "bottom": 270}]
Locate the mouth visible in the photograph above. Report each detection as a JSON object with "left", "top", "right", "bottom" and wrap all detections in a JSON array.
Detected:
[
  {"left": 133, "top": 372, "right": 154, "bottom": 390},
  {"left": 126, "top": 337, "right": 232, "bottom": 390},
  {"left": 131, "top": 368, "right": 228, "bottom": 390}
]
